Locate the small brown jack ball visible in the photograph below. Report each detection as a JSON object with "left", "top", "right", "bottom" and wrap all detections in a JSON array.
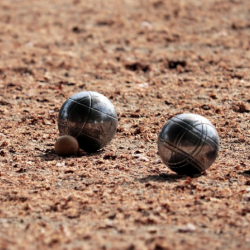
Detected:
[{"left": 55, "top": 135, "right": 79, "bottom": 156}]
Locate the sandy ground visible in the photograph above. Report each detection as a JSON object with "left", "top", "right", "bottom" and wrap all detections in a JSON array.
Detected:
[{"left": 0, "top": 0, "right": 250, "bottom": 249}]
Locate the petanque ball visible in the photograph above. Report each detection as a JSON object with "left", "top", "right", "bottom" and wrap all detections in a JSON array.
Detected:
[
  {"left": 58, "top": 91, "right": 118, "bottom": 152},
  {"left": 158, "top": 113, "right": 220, "bottom": 175}
]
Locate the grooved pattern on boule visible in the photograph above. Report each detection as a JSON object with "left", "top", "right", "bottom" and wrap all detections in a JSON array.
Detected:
[
  {"left": 158, "top": 113, "right": 220, "bottom": 175},
  {"left": 74, "top": 92, "right": 92, "bottom": 139},
  {"left": 58, "top": 91, "right": 118, "bottom": 152}
]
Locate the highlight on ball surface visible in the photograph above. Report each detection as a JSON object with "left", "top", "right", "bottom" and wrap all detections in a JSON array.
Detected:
[
  {"left": 158, "top": 113, "right": 220, "bottom": 175},
  {"left": 58, "top": 91, "right": 118, "bottom": 152}
]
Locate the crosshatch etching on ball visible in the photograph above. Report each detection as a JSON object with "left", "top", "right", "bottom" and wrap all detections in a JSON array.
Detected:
[
  {"left": 158, "top": 113, "right": 220, "bottom": 175},
  {"left": 58, "top": 91, "right": 118, "bottom": 152},
  {"left": 2, "top": 0, "right": 250, "bottom": 248}
]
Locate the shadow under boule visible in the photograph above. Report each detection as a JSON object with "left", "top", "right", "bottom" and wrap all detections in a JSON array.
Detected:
[{"left": 137, "top": 171, "right": 205, "bottom": 183}]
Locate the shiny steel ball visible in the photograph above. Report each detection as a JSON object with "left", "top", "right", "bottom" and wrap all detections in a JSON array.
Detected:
[
  {"left": 58, "top": 91, "right": 118, "bottom": 152},
  {"left": 55, "top": 135, "right": 79, "bottom": 156},
  {"left": 158, "top": 113, "right": 220, "bottom": 175}
]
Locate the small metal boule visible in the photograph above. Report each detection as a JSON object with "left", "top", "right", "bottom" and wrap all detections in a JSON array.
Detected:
[
  {"left": 55, "top": 135, "right": 79, "bottom": 156},
  {"left": 58, "top": 91, "right": 118, "bottom": 152},
  {"left": 158, "top": 113, "right": 220, "bottom": 175}
]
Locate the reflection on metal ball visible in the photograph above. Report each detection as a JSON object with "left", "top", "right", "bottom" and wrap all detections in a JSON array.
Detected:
[
  {"left": 58, "top": 91, "right": 118, "bottom": 152},
  {"left": 158, "top": 113, "right": 220, "bottom": 175}
]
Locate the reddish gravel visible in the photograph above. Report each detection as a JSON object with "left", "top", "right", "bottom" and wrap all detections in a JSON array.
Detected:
[{"left": 1, "top": 0, "right": 250, "bottom": 249}]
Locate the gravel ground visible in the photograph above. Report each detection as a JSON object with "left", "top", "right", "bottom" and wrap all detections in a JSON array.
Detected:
[{"left": 0, "top": 0, "right": 250, "bottom": 249}]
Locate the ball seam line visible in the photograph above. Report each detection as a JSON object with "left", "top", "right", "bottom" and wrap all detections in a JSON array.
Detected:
[
  {"left": 79, "top": 130, "right": 102, "bottom": 143},
  {"left": 89, "top": 91, "right": 115, "bottom": 108},
  {"left": 158, "top": 137, "right": 204, "bottom": 169},
  {"left": 68, "top": 98, "right": 118, "bottom": 120},
  {"left": 158, "top": 140, "right": 203, "bottom": 171},
  {"left": 172, "top": 122, "right": 187, "bottom": 165},
  {"left": 74, "top": 92, "right": 92, "bottom": 139},
  {"left": 188, "top": 120, "right": 207, "bottom": 160},
  {"left": 173, "top": 117, "right": 219, "bottom": 147},
  {"left": 64, "top": 123, "right": 102, "bottom": 143},
  {"left": 159, "top": 122, "right": 217, "bottom": 168},
  {"left": 170, "top": 119, "right": 219, "bottom": 149}
]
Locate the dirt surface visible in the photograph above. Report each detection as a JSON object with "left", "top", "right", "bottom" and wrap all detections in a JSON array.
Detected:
[{"left": 1, "top": 0, "right": 250, "bottom": 249}]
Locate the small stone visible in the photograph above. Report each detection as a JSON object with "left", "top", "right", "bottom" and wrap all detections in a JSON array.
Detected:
[
  {"left": 178, "top": 223, "right": 196, "bottom": 233},
  {"left": 55, "top": 135, "right": 79, "bottom": 156}
]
